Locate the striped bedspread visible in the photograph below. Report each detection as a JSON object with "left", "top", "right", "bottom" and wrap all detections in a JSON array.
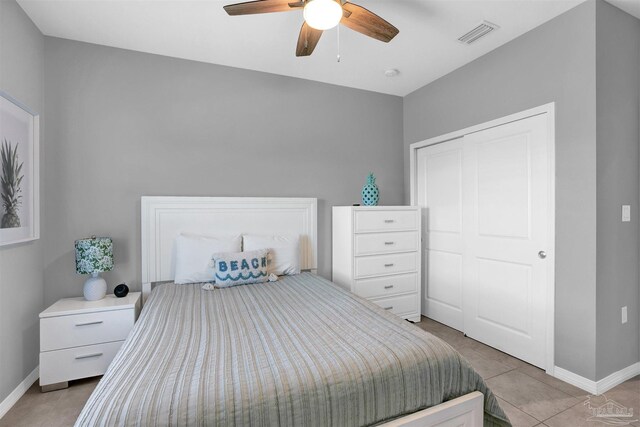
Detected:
[{"left": 76, "top": 273, "right": 510, "bottom": 426}]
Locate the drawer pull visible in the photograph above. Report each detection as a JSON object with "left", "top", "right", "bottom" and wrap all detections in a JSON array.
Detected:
[
  {"left": 384, "top": 241, "right": 395, "bottom": 245},
  {"left": 384, "top": 306, "right": 393, "bottom": 310},
  {"left": 75, "top": 352, "right": 103, "bottom": 360},
  {"left": 384, "top": 263, "right": 394, "bottom": 267},
  {"left": 75, "top": 321, "right": 103, "bottom": 327},
  {"left": 384, "top": 219, "right": 395, "bottom": 223},
  {"left": 384, "top": 285, "right": 394, "bottom": 289}
]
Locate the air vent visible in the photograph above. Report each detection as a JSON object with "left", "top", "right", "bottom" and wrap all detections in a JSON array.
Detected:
[{"left": 457, "top": 21, "right": 499, "bottom": 45}]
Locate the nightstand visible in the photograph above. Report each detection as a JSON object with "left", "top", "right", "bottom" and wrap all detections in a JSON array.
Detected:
[{"left": 39, "top": 292, "right": 141, "bottom": 391}]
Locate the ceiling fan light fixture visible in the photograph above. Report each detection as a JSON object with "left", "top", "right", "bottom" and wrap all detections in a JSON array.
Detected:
[{"left": 303, "top": 0, "right": 343, "bottom": 31}]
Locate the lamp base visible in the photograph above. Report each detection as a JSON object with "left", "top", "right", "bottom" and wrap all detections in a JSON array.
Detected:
[{"left": 84, "top": 274, "right": 107, "bottom": 301}]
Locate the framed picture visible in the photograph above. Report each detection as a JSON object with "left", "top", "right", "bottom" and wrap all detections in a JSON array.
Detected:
[{"left": 0, "top": 91, "right": 39, "bottom": 246}]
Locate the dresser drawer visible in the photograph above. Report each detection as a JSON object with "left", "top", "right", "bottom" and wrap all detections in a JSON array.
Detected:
[
  {"left": 371, "top": 293, "right": 419, "bottom": 317},
  {"left": 41, "top": 309, "right": 135, "bottom": 352},
  {"left": 354, "top": 210, "right": 418, "bottom": 233},
  {"left": 355, "top": 272, "right": 418, "bottom": 299},
  {"left": 354, "top": 231, "right": 418, "bottom": 256},
  {"left": 40, "top": 341, "right": 123, "bottom": 386},
  {"left": 354, "top": 252, "right": 418, "bottom": 278}
]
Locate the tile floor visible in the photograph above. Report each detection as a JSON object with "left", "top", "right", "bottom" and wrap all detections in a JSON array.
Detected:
[
  {"left": 414, "top": 317, "right": 640, "bottom": 427},
  {"left": 0, "top": 376, "right": 99, "bottom": 427},
  {"left": 1, "top": 316, "right": 638, "bottom": 426}
]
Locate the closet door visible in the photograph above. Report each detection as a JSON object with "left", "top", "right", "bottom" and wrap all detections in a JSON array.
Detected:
[
  {"left": 416, "top": 113, "right": 551, "bottom": 369},
  {"left": 417, "top": 138, "right": 465, "bottom": 331},
  {"left": 462, "top": 114, "right": 550, "bottom": 368}
]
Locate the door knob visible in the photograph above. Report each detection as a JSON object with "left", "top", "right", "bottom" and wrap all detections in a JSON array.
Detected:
[{"left": 538, "top": 251, "right": 547, "bottom": 259}]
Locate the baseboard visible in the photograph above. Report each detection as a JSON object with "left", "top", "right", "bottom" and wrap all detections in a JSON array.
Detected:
[
  {"left": 596, "top": 362, "right": 640, "bottom": 394},
  {"left": 0, "top": 366, "right": 39, "bottom": 419},
  {"left": 554, "top": 362, "right": 640, "bottom": 395},
  {"left": 554, "top": 366, "right": 597, "bottom": 394}
]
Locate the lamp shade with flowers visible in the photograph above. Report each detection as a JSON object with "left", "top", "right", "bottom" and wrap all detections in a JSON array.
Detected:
[{"left": 75, "top": 236, "right": 113, "bottom": 301}]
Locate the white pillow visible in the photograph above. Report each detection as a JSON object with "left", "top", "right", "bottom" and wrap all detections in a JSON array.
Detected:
[
  {"left": 242, "top": 234, "right": 300, "bottom": 276},
  {"left": 174, "top": 234, "right": 242, "bottom": 284}
]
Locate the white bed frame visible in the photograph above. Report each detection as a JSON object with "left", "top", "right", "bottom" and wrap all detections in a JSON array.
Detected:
[
  {"left": 141, "top": 196, "right": 318, "bottom": 300},
  {"left": 140, "top": 196, "right": 484, "bottom": 427}
]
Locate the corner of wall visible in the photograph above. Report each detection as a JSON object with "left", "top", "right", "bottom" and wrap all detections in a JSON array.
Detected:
[{"left": 594, "top": 0, "right": 640, "bottom": 381}]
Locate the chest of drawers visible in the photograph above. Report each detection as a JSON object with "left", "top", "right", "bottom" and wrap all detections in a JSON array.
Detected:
[
  {"left": 39, "top": 292, "right": 141, "bottom": 391},
  {"left": 332, "top": 206, "right": 421, "bottom": 322}
]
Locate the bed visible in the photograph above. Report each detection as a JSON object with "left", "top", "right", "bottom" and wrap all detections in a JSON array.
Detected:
[{"left": 75, "top": 197, "right": 510, "bottom": 427}]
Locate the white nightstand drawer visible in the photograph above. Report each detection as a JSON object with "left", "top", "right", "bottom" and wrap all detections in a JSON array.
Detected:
[
  {"left": 371, "top": 293, "right": 419, "bottom": 317},
  {"left": 354, "top": 210, "right": 418, "bottom": 233},
  {"left": 41, "top": 309, "right": 135, "bottom": 352},
  {"left": 40, "top": 341, "right": 124, "bottom": 386},
  {"left": 354, "top": 231, "right": 418, "bottom": 256},
  {"left": 355, "top": 272, "right": 418, "bottom": 299},
  {"left": 354, "top": 252, "right": 418, "bottom": 278}
]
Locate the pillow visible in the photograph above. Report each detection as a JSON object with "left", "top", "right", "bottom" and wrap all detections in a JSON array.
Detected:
[
  {"left": 212, "top": 249, "right": 270, "bottom": 287},
  {"left": 174, "top": 234, "right": 242, "bottom": 284},
  {"left": 242, "top": 234, "right": 300, "bottom": 276}
]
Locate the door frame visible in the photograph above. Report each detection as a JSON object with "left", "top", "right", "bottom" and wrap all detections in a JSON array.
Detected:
[{"left": 409, "top": 103, "right": 556, "bottom": 374}]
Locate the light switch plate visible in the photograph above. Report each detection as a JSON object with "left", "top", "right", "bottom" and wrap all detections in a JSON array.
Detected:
[
  {"left": 622, "top": 205, "right": 631, "bottom": 222},
  {"left": 622, "top": 306, "right": 628, "bottom": 324}
]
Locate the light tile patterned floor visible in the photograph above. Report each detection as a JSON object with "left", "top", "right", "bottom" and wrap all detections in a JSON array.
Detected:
[
  {"left": 2, "top": 316, "right": 638, "bottom": 426},
  {"left": 414, "top": 317, "right": 640, "bottom": 427},
  {"left": 0, "top": 376, "right": 99, "bottom": 427}
]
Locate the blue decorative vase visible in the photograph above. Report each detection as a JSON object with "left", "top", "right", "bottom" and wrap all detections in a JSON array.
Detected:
[{"left": 361, "top": 173, "right": 379, "bottom": 206}]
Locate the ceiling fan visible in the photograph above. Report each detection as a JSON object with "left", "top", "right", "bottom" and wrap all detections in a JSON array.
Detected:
[{"left": 223, "top": 0, "right": 399, "bottom": 57}]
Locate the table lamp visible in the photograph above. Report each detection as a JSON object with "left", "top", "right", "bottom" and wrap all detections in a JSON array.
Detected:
[{"left": 75, "top": 236, "right": 113, "bottom": 301}]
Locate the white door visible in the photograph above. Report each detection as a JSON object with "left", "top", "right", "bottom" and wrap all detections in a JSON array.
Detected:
[
  {"left": 417, "top": 138, "right": 465, "bottom": 331},
  {"left": 416, "top": 113, "right": 551, "bottom": 368}
]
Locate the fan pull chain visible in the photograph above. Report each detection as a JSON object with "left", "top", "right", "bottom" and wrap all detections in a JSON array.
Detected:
[{"left": 337, "top": 25, "right": 341, "bottom": 63}]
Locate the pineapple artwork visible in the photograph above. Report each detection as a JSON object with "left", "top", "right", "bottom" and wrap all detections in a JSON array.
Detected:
[
  {"left": 361, "top": 172, "right": 380, "bottom": 206},
  {"left": 1, "top": 139, "right": 24, "bottom": 228}
]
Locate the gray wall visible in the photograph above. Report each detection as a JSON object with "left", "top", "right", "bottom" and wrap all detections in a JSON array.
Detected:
[
  {"left": 43, "top": 38, "right": 404, "bottom": 305},
  {"left": 403, "top": 1, "right": 600, "bottom": 380},
  {"left": 595, "top": 0, "right": 640, "bottom": 379},
  {"left": 0, "top": 0, "right": 44, "bottom": 403}
]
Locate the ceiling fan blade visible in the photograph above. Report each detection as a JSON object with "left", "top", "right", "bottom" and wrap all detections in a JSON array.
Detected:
[
  {"left": 296, "top": 22, "right": 323, "bottom": 57},
  {"left": 224, "top": 0, "right": 302, "bottom": 16},
  {"left": 340, "top": 3, "right": 399, "bottom": 43}
]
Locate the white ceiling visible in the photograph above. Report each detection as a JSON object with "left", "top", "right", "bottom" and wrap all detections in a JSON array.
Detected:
[
  {"left": 19, "top": 0, "right": 631, "bottom": 96},
  {"left": 609, "top": 0, "right": 640, "bottom": 18}
]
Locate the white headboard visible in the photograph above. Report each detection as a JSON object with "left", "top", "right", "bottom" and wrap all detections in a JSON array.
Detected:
[{"left": 141, "top": 197, "right": 317, "bottom": 284}]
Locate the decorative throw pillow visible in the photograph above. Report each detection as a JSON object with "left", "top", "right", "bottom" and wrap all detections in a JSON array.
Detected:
[
  {"left": 242, "top": 234, "right": 300, "bottom": 276},
  {"left": 174, "top": 234, "right": 242, "bottom": 284},
  {"left": 212, "top": 249, "right": 271, "bottom": 287}
]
